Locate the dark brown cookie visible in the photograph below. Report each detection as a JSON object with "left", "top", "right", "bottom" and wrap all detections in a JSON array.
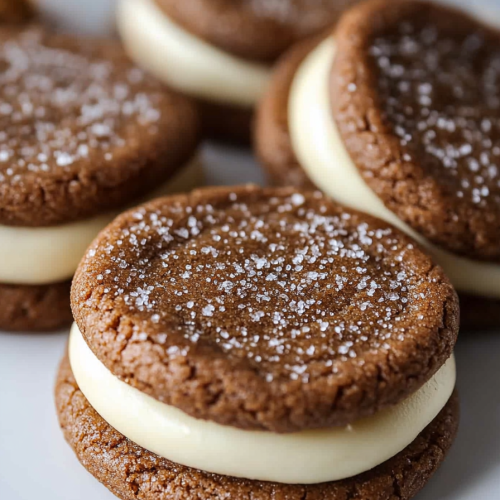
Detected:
[
  {"left": 0, "top": 26, "right": 200, "bottom": 227},
  {"left": 71, "top": 185, "right": 459, "bottom": 433},
  {"left": 155, "top": 0, "right": 361, "bottom": 62},
  {"left": 0, "top": 280, "right": 71, "bottom": 331},
  {"left": 198, "top": 99, "right": 253, "bottom": 146},
  {"left": 0, "top": 0, "right": 34, "bottom": 23},
  {"left": 55, "top": 353, "right": 459, "bottom": 500},
  {"left": 459, "top": 293, "right": 500, "bottom": 331},
  {"left": 332, "top": 0, "right": 500, "bottom": 262}
]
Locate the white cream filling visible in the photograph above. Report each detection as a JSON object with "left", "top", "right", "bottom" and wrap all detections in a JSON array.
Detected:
[
  {"left": 69, "top": 323, "right": 456, "bottom": 485},
  {"left": 0, "top": 158, "right": 203, "bottom": 286},
  {"left": 289, "top": 38, "right": 500, "bottom": 299},
  {"left": 117, "top": 0, "right": 271, "bottom": 108}
]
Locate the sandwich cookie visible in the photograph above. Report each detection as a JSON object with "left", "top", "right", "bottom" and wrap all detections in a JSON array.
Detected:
[
  {"left": 117, "top": 0, "right": 361, "bottom": 144},
  {"left": 0, "top": 26, "right": 200, "bottom": 331},
  {"left": 57, "top": 186, "right": 459, "bottom": 499},
  {"left": 0, "top": 0, "right": 34, "bottom": 23},
  {"left": 256, "top": 0, "right": 500, "bottom": 329}
]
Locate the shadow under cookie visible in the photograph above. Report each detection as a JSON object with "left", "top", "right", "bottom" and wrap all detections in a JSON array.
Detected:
[{"left": 198, "top": 99, "right": 254, "bottom": 146}]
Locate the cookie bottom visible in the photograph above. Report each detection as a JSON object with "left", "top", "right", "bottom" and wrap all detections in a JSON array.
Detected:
[
  {"left": 0, "top": 281, "right": 72, "bottom": 332},
  {"left": 199, "top": 99, "right": 253, "bottom": 146},
  {"left": 56, "top": 353, "right": 459, "bottom": 500},
  {"left": 460, "top": 294, "right": 500, "bottom": 331}
]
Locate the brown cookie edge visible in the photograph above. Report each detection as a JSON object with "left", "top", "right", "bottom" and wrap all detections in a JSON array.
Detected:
[
  {"left": 0, "top": 280, "right": 72, "bottom": 332},
  {"left": 255, "top": 36, "right": 320, "bottom": 187}
]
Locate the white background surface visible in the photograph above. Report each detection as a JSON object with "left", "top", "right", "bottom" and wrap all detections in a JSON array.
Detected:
[{"left": 1, "top": 1, "right": 500, "bottom": 499}]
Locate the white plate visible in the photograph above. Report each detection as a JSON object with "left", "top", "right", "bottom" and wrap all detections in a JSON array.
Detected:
[{"left": 1, "top": 1, "right": 500, "bottom": 499}]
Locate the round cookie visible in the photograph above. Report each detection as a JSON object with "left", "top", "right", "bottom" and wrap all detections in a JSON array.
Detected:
[
  {"left": 0, "top": 0, "right": 34, "bottom": 23},
  {"left": 0, "top": 26, "right": 199, "bottom": 227},
  {"left": 56, "top": 351, "right": 459, "bottom": 500},
  {"left": 0, "top": 281, "right": 71, "bottom": 332},
  {"left": 117, "top": 0, "right": 361, "bottom": 145},
  {"left": 256, "top": 0, "right": 500, "bottom": 329},
  {"left": 72, "top": 185, "right": 459, "bottom": 433}
]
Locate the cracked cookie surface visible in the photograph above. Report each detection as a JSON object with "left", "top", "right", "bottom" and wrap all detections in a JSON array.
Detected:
[
  {"left": 0, "top": 26, "right": 199, "bottom": 227},
  {"left": 71, "top": 185, "right": 458, "bottom": 432},
  {"left": 332, "top": 0, "right": 500, "bottom": 261},
  {"left": 55, "top": 353, "right": 459, "bottom": 500}
]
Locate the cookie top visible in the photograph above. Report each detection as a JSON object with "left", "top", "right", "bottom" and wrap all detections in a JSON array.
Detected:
[
  {"left": 0, "top": 26, "right": 199, "bottom": 227},
  {"left": 72, "top": 185, "right": 458, "bottom": 433},
  {"left": 155, "top": 0, "right": 359, "bottom": 62},
  {"left": 332, "top": 0, "right": 500, "bottom": 261},
  {"left": 0, "top": 0, "right": 34, "bottom": 23}
]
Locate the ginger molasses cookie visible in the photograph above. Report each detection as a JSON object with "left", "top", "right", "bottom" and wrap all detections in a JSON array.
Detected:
[
  {"left": 60, "top": 185, "right": 459, "bottom": 499},
  {"left": 117, "top": 0, "right": 361, "bottom": 144},
  {"left": 256, "top": 0, "right": 500, "bottom": 329},
  {"left": 0, "top": 26, "right": 200, "bottom": 332}
]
